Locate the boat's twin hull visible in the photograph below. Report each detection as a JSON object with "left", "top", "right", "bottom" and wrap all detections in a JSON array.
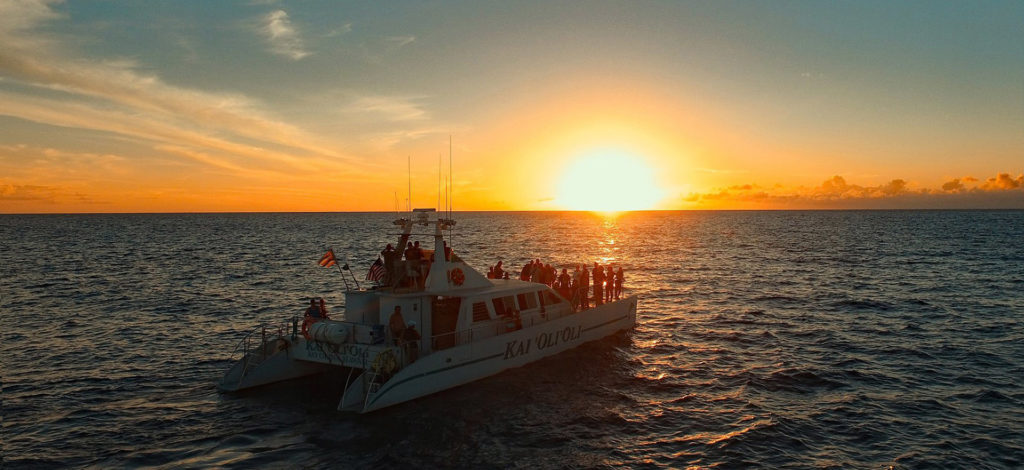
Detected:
[
  {"left": 218, "top": 297, "right": 637, "bottom": 412},
  {"left": 218, "top": 345, "right": 329, "bottom": 392}
]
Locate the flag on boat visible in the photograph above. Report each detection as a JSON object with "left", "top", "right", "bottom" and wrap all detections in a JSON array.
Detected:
[
  {"left": 366, "top": 257, "right": 386, "bottom": 282},
  {"left": 318, "top": 249, "right": 337, "bottom": 268}
]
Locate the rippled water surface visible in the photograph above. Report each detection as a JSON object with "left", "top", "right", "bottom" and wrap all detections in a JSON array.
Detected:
[{"left": 3, "top": 211, "right": 1024, "bottom": 469}]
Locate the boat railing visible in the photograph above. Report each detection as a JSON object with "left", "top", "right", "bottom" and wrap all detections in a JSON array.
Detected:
[{"left": 226, "top": 320, "right": 293, "bottom": 377}]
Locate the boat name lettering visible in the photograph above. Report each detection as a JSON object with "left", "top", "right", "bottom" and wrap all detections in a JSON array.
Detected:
[
  {"left": 304, "top": 342, "right": 369, "bottom": 362},
  {"left": 503, "top": 325, "right": 582, "bottom": 360}
]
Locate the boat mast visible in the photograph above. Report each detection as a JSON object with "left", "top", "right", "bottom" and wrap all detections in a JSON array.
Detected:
[{"left": 448, "top": 135, "right": 453, "bottom": 246}]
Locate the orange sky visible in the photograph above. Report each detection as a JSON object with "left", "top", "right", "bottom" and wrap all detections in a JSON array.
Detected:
[{"left": 2, "top": 1, "right": 1022, "bottom": 213}]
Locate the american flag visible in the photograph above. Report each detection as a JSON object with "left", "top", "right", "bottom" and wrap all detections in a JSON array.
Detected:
[{"left": 366, "top": 257, "right": 386, "bottom": 282}]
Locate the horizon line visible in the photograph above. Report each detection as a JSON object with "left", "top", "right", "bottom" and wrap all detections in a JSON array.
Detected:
[{"left": 3, "top": 208, "right": 1024, "bottom": 216}]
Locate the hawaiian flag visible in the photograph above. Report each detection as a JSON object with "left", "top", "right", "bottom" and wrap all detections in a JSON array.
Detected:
[
  {"left": 318, "top": 249, "right": 337, "bottom": 268},
  {"left": 366, "top": 257, "right": 386, "bottom": 282}
]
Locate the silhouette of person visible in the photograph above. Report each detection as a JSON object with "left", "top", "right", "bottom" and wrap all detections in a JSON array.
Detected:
[
  {"left": 557, "top": 268, "right": 570, "bottom": 289},
  {"left": 389, "top": 306, "right": 406, "bottom": 345},
  {"left": 530, "top": 259, "right": 542, "bottom": 283},
  {"left": 615, "top": 267, "right": 624, "bottom": 300},
  {"left": 605, "top": 265, "right": 615, "bottom": 303},
  {"left": 410, "top": 241, "right": 425, "bottom": 287},
  {"left": 403, "top": 322, "right": 421, "bottom": 362},
  {"left": 571, "top": 266, "right": 582, "bottom": 310},
  {"left": 580, "top": 265, "right": 590, "bottom": 309},
  {"left": 381, "top": 244, "right": 397, "bottom": 286},
  {"left": 592, "top": 262, "right": 604, "bottom": 305},
  {"left": 304, "top": 298, "right": 322, "bottom": 318}
]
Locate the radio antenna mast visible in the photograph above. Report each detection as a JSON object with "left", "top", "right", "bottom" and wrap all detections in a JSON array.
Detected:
[
  {"left": 438, "top": 153, "right": 442, "bottom": 212},
  {"left": 448, "top": 135, "right": 454, "bottom": 244}
]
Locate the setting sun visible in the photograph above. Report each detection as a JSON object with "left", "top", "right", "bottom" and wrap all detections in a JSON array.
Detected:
[{"left": 555, "top": 149, "right": 667, "bottom": 211}]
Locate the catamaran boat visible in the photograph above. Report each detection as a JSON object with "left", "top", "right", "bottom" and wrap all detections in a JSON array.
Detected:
[{"left": 218, "top": 209, "right": 638, "bottom": 413}]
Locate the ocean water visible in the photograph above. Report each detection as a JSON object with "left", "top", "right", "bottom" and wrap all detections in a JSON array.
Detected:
[{"left": 2, "top": 210, "right": 1023, "bottom": 469}]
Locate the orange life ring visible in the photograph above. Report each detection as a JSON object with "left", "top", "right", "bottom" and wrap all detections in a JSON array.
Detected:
[{"left": 449, "top": 267, "right": 465, "bottom": 286}]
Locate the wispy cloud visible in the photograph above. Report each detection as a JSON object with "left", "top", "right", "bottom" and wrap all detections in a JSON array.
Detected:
[
  {"left": 684, "top": 173, "right": 1024, "bottom": 209},
  {"left": 260, "top": 9, "right": 311, "bottom": 60},
  {"left": 0, "top": 1, "right": 367, "bottom": 176},
  {"left": 326, "top": 23, "right": 352, "bottom": 37},
  {"left": 346, "top": 94, "right": 429, "bottom": 122},
  {"left": 385, "top": 35, "right": 416, "bottom": 48},
  {"left": 0, "top": 183, "right": 57, "bottom": 201},
  {"left": 0, "top": 0, "right": 62, "bottom": 49}
]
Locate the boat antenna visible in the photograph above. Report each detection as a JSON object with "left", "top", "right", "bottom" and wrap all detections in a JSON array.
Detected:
[
  {"left": 438, "top": 152, "right": 442, "bottom": 212},
  {"left": 448, "top": 135, "right": 454, "bottom": 245},
  {"left": 407, "top": 155, "right": 412, "bottom": 213}
]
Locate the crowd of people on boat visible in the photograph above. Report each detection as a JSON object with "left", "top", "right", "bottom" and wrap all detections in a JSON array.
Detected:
[
  {"left": 379, "top": 240, "right": 456, "bottom": 288},
  {"left": 374, "top": 237, "right": 626, "bottom": 307},
  {"left": 487, "top": 259, "right": 625, "bottom": 309}
]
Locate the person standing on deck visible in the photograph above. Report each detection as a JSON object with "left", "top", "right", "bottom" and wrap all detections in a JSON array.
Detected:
[
  {"left": 580, "top": 265, "right": 590, "bottom": 309},
  {"left": 403, "top": 322, "right": 421, "bottom": 362},
  {"left": 411, "top": 241, "right": 426, "bottom": 287},
  {"left": 402, "top": 242, "right": 415, "bottom": 287},
  {"left": 381, "top": 244, "right": 397, "bottom": 286},
  {"left": 571, "top": 266, "right": 582, "bottom": 310},
  {"left": 557, "top": 268, "right": 570, "bottom": 289},
  {"left": 592, "top": 262, "right": 604, "bottom": 306},
  {"left": 605, "top": 265, "right": 615, "bottom": 303},
  {"left": 614, "top": 267, "right": 624, "bottom": 300},
  {"left": 520, "top": 261, "right": 532, "bottom": 281},
  {"left": 389, "top": 306, "right": 407, "bottom": 345}
]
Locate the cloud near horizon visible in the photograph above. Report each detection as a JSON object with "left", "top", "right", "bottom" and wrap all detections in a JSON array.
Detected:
[{"left": 684, "top": 173, "right": 1024, "bottom": 209}]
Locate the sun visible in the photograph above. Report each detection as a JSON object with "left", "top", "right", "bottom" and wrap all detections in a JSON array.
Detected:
[{"left": 555, "top": 149, "right": 667, "bottom": 211}]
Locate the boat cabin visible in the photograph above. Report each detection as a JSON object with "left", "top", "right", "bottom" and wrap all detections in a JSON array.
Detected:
[{"left": 347, "top": 279, "right": 573, "bottom": 356}]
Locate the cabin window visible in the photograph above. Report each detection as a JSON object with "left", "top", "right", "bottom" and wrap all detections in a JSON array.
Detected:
[
  {"left": 492, "top": 295, "right": 515, "bottom": 316},
  {"left": 471, "top": 302, "right": 490, "bottom": 322},
  {"left": 517, "top": 292, "right": 538, "bottom": 311},
  {"left": 541, "top": 290, "right": 562, "bottom": 305}
]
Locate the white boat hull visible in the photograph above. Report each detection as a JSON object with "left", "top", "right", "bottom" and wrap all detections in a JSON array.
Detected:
[
  {"left": 218, "top": 340, "right": 330, "bottom": 392},
  {"left": 355, "top": 295, "right": 637, "bottom": 413}
]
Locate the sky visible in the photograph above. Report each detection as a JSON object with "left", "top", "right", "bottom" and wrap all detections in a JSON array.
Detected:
[{"left": 1, "top": 0, "right": 1022, "bottom": 213}]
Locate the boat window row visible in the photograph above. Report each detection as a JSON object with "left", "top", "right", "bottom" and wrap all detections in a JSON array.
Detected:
[{"left": 430, "top": 287, "right": 571, "bottom": 351}]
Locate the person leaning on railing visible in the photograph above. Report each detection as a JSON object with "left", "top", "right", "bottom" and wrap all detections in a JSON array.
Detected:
[
  {"left": 402, "top": 322, "right": 421, "bottom": 362},
  {"left": 304, "top": 298, "right": 322, "bottom": 319}
]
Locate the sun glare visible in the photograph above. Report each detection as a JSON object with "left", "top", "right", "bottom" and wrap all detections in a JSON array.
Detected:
[{"left": 555, "top": 149, "right": 666, "bottom": 212}]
